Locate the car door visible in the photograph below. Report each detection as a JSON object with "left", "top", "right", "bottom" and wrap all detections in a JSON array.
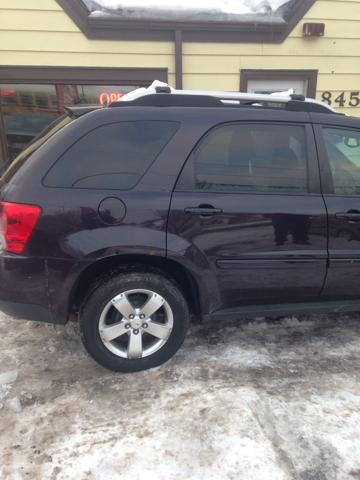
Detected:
[
  {"left": 167, "top": 121, "right": 328, "bottom": 316},
  {"left": 314, "top": 123, "right": 360, "bottom": 299}
]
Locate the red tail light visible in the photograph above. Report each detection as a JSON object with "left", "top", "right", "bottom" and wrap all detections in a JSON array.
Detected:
[{"left": 0, "top": 202, "right": 42, "bottom": 254}]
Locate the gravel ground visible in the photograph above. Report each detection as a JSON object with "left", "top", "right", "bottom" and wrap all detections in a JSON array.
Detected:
[{"left": 1, "top": 311, "right": 360, "bottom": 479}]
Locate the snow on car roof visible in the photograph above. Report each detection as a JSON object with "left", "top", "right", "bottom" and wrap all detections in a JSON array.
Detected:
[{"left": 82, "top": 0, "right": 292, "bottom": 22}]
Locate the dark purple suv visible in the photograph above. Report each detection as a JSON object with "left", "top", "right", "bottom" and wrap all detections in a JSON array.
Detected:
[{"left": 1, "top": 88, "right": 360, "bottom": 372}]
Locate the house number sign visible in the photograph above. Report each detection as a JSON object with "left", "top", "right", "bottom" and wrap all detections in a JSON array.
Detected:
[{"left": 321, "top": 91, "right": 360, "bottom": 107}]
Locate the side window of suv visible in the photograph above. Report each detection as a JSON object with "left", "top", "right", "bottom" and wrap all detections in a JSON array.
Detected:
[
  {"left": 177, "top": 123, "right": 308, "bottom": 193},
  {"left": 43, "top": 121, "right": 179, "bottom": 190},
  {"left": 323, "top": 127, "right": 360, "bottom": 195}
]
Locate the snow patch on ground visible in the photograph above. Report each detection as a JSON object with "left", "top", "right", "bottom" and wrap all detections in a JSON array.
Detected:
[
  {"left": 2, "top": 311, "right": 360, "bottom": 478},
  {"left": 5, "top": 397, "right": 22, "bottom": 413},
  {"left": 0, "top": 370, "right": 18, "bottom": 386}
]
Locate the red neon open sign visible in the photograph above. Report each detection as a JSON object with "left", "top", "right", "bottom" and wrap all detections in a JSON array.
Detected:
[
  {"left": 1, "top": 88, "right": 16, "bottom": 97},
  {"left": 99, "top": 92, "right": 125, "bottom": 104}
]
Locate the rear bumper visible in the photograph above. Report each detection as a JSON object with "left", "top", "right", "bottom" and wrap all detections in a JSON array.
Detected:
[
  {"left": 0, "top": 253, "right": 50, "bottom": 318},
  {"left": 0, "top": 299, "right": 54, "bottom": 323},
  {"left": 0, "top": 252, "right": 88, "bottom": 325}
]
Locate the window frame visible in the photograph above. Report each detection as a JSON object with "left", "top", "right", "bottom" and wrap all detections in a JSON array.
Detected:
[
  {"left": 175, "top": 121, "right": 321, "bottom": 196},
  {"left": 240, "top": 70, "right": 318, "bottom": 99}
]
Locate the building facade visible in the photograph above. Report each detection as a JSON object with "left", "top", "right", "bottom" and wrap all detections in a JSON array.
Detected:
[{"left": 0, "top": 0, "right": 359, "bottom": 164}]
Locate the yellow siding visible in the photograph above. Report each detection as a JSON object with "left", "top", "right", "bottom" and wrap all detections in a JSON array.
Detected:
[
  {"left": 0, "top": 51, "right": 174, "bottom": 69},
  {"left": 0, "top": 0, "right": 360, "bottom": 117},
  {"left": 183, "top": 0, "right": 360, "bottom": 117},
  {"left": 0, "top": 9, "right": 80, "bottom": 32},
  {"left": 0, "top": 0, "right": 175, "bottom": 74},
  {"left": 305, "top": 0, "right": 360, "bottom": 20},
  {"left": 0, "top": 31, "right": 174, "bottom": 55},
  {"left": 184, "top": 74, "right": 241, "bottom": 91},
  {"left": 0, "top": 0, "right": 62, "bottom": 9}
]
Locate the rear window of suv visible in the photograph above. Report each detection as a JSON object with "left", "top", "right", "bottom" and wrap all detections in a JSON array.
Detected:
[{"left": 43, "top": 121, "right": 180, "bottom": 190}]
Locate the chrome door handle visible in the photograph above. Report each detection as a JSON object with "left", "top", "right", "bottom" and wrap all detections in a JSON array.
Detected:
[
  {"left": 335, "top": 212, "right": 360, "bottom": 222},
  {"left": 184, "top": 207, "right": 223, "bottom": 216}
]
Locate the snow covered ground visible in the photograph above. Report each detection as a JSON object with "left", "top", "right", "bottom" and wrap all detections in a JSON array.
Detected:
[{"left": 1, "top": 310, "right": 360, "bottom": 479}]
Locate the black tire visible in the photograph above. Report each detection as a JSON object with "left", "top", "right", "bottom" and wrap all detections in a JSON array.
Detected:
[{"left": 80, "top": 271, "right": 190, "bottom": 373}]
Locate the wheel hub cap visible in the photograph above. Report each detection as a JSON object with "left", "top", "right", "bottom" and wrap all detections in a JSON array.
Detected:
[
  {"left": 98, "top": 288, "right": 173, "bottom": 359},
  {"left": 130, "top": 316, "right": 143, "bottom": 329}
]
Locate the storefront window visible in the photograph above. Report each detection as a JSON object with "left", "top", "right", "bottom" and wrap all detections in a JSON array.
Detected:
[
  {"left": 0, "top": 84, "right": 137, "bottom": 159},
  {"left": 240, "top": 70, "right": 318, "bottom": 99}
]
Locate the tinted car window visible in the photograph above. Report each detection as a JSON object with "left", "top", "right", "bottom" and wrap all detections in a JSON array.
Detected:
[
  {"left": 323, "top": 127, "right": 360, "bottom": 195},
  {"left": 43, "top": 121, "right": 180, "bottom": 190},
  {"left": 177, "top": 123, "right": 308, "bottom": 193}
]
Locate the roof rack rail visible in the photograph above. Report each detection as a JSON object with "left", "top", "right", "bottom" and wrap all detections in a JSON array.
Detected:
[{"left": 110, "top": 87, "right": 340, "bottom": 115}]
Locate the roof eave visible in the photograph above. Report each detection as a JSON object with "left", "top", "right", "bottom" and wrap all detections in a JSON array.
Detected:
[{"left": 55, "top": 0, "right": 317, "bottom": 43}]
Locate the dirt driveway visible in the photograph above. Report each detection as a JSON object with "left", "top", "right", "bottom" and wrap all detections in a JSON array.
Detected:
[{"left": 1, "top": 310, "right": 360, "bottom": 480}]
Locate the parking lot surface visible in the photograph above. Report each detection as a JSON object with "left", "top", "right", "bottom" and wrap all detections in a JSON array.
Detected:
[{"left": 1, "top": 311, "right": 360, "bottom": 479}]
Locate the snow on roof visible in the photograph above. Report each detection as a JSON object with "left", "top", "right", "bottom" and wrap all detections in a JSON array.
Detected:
[{"left": 83, "top": 0, "right": 293, "bottom": 22}]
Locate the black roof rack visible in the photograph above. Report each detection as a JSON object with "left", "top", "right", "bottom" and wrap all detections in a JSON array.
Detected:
[{"left": 108, "top": 94, "right": 222, "bottom": 108}]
